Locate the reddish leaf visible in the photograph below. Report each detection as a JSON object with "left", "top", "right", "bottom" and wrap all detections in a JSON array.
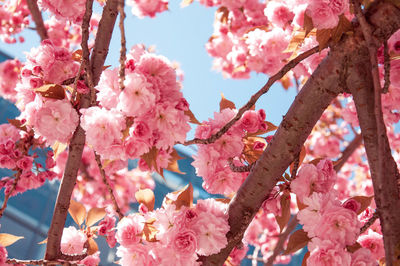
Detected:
[
  {"left": 316, "top": 28, "right": 332, "bottom": 51},
  {"left": 68, "top": 200, "right": 86, "bottom": 226},
  {"left": 349, "top": 195, "right": 374, "bottom": 215},
  {"left": 86, "top": 207, "right": 106, "bottom": 227},
  {"left": 135, "top": 189, "right": 155, "bottom": 212},
  {"left": 0, "top": 233, "right": 24, "bottom": 247},
  {"left": 246, "top": 121, "right": 277, "bottom": 137},
  {"left": 217, "top": 6, "right": 229, "bottom": 24},
  {"left": 38, "top": 238, "right": 47, "bottom": 244},
  {"left": 7, "top": 118, "right": 28, "bottom": 132},
  {"left": 166, "top": 183, "right": 194, "bottom": 210},
  {"left": 184, "top": 109, "right": 201, "bottom": 125},
  {"left": 141, "top": 147, "right": 164, "bottom": 179},
  {"left": 142, "top": 218, "right": 158, "bottom": 242},
  {"left": 215, "top": 198, "right": 231, "bottom": 204},
  {"left": 331, "top": 15, "right": 352, "bottom": 44},
  {"left": 220, "top": 93, "right": 236, "bottom": 111},
  {"left": 34, "top": 84, "right": 66, "bottom": 100},
  {"left": 280, "top": 74, "right": 292, "bottom": 90},
  {"left": 290, "top": 145, "right": 306, "bottom": 175},
  {"left": 303, "top": 13, "right": 314, "bottom": 36},
  {"left": 347, "top": 242, "right": 362, "bottom": 253},
  {"left": 72, "top": 49, "right": 82, "bottom": 62},
  {"left": 275, "top": 192, "right": 291, "bottom": 232},
  {"left": 284, "top": 29, "right": 306, "bottom": 54},
  {"left": 167, "top": 148, "right": 186, "bottom": 175},
  {"left": 87, "top": 238, "right": 98, "bottom": 255},
  {"left": 296, "top": 196, "right": 308, "bottom": 211},
  {"left": 284, "top": 229, "right": 310, "bottom": 255}
]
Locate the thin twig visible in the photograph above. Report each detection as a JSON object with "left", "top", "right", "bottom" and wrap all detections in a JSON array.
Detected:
[
  {"left": 228, "top": 158, "right": 254, "bottom": 172},
  {"left": 81, "top": 0, "right": 96, "bottom": 106},
  {"left": 6, "top": 259, "right": 78, "bottom": 265},
  {"left": 184, "top": 46, "right": 320, "bottom": 146},
  {"left": 360, "top": 211, "right": 379, "bottom": 234},
  {"left": 0, "top": 170, "right": 22, "bottom": 218},
  {"left": 26, "top": 0, "right": 48, "bottom": 41},
  {"left": 383, "top": 40, "right": 390, "bottom": 93},
  {"left": 290, "top": 152, "right": 300, "bottom": 178},
  {"left": 265, "top": 215, "right": 298, "bottom": 266},
  {"left": 94, "top": 152, "right": 124, "bottom": 220},
  {"left": 118, "top": 0, "right": 126, "bottom": 90},
  {"left": 334, "top": 133, "right": 363, "bottom": 172}
]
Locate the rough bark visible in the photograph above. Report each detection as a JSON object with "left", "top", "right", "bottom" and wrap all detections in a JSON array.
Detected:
[
  {"left": 201, "top": 2, "right": 400, "bottom": 265},
  {"left": 347, "top": 39, "right": 400, "bottom": 266},
  {"left": 44, "top": 0, "right": 118, "bottom": 260}
]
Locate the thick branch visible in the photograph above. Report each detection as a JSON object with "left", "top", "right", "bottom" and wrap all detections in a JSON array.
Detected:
[
  {"left": 200, "top": 40, "right": 345, "bottom": 266},
  {"left": 334, "top": 133, "right": 363, "bottom": 172},
  {"left": 200, "top": 3, "right": 400, "bottom": 264},
  {"left": 26, "top": 0, "right": 48, "bottom": 41},
  {"left": 184, "top": 46, "right": 319, "bottom": 146},
  {"left": 45, "top": 0, "right": 119, "bottom": 260}
]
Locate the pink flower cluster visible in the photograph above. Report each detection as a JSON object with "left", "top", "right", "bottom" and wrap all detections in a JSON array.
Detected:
[
  {"left": 82, "top": 45, "right": 190, "bottom": 162},
  {"left": 115, "top": 198, "right": 229, "bottom": 265},
  {"left": 39, "top": 0, "right": 86, "bottom": 23},
  {"left": 0, "top": 0, "right": 30, "bottom": 43},
  {"left": 127, "top": 0, "right": 168, "bottom": 18},
  {"left": 306, "top": 0, "right": 349, "bottom": 29},
  {"left": 192, "top": 108, "right": 267, "bottom": 195},
  {"left": 0, "top": 123, "right": 58, "bottom": 195},
  {"left": 0, "top": 59, "right": 22, "bottom": 102},
  {"left": 54, "top": 146, "right": 155, "bottom": 212}
]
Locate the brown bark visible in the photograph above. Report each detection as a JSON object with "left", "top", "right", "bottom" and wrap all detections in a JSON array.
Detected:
[
  {"left": 347, "top": 40, "right": 400, "bottom": 265},
  {"left": 201, "top": 2, "right": 400, "bottom": 265},
  {"left": 26, "top": 0, "right": 48, "bottom": 41},
  {"left": 44, "top": 0, "right": 118, "bottom": 260}
]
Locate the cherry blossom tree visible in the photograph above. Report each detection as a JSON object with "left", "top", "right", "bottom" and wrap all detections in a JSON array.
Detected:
[{"left": 0, "top": 0, "right": 400, "bottom": 265}]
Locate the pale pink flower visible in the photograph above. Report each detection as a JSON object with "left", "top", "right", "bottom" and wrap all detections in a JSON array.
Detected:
[
  {"left": 116, "top": 214, "right": 145, "bottom": 248},
  {"left": 80, "top": 252, "right": 100, "bottom": 266},
  {"left": 307, "top": 1, "right": 339, "bottom": 29},
  {"left": 342, "top": 198, "right": 361, "bottom": 213},
  {"left": 0, "top": 246, "right": 7, "bottom": 264},
  {"left": 264, "top": 1, "right": 295, "bottom": 28},
  {"left": 350, "top": 248, "right": 376, "bottom": 266},
  {"left": 315, "top": 159, "right": 337, "bottom": 193},
  {"left": 240, "top": 110, "right": 261, "bottom": 133},
  {"left": 172, "top": 229, "right": 197, "bottom": 258},
  {"left": 192, "top": 211, "right": 229, "bottom": 256},
  {"left": 0, "top": 124, "right": 20, "bottom": 144},
  {"left": 116, "top": 245, "right": 154, "bottom": 266},
  {"left": 96, "top": 68, "right": 120, "bottom": 109},
  {"left": 291, "top": 164, "right": 318, "bottom": 202},
  {"left": 16, "top": 156, "right": 33, "bottom": 172},
  {"left": 127, "top": 0, "right": 168, "bottom": 18},
  {"left": 33, "top": 99, "right": 79, "bottom": 144},
  {"left": 39, "top": 0, "right": 86, "bottom": 23},
  {"left": 307, "top": 238, "right": 351, "bottom": 266},
  {"left": 358, "top": 229, "right": 385, "bottom": 260},
  {"left": 118, "top": 73, "right": 155, "bottom": 117},
  {"left": 60, "top": 226, "right": 87, "bottom": 255},
  {"left": 315, "top": 204, "right": 361, "bottom": 246}
]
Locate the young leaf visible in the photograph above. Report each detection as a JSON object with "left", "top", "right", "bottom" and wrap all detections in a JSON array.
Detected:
[
  {"left": 34, "top": 84, "right": 66, "bottom": 100},
  {"left": 38, "top": 238, "right": 47, "bottom": 244},
  {"left": 51, "top": 141, "right": 67, "bottom": 160},
  {"left": 303, "top": 13, "right": 314, "bottom": 36},
  {"left": 220, "top": 93, "right": 236, "bottom": 111},
  {"left": 275, "top": 192, "right": 291, "bottom": 232},
  {"left": 88, "top": 238, "right": 99, "bottom": 255},
  {"left": 72, "top": 49, "right": 82, "bottom": 62},
  {"left": 331, "top": 15, "right": 352, "bottom": 44},
  {"left": 0, "top": 233, "right": 24, "bottom": 247},
  {"left": 348, "top": 195, "right": 374, "bottom": 215},
  {"left": 166, "top": 183, "right": 194, "bottom": 210},
  {"left": 280, "top": 74, "right": 292, "bottom": 90},
  {"left": 316, "top": 28, "right": 332, "bottom": 51},
  {"left": 284, "top": 228, "right": 310, "bottom": 255},
  {"left": 166, "top": 148, "right": 186, "bottom": 175},
  {"left": 68, "top": 200, "right": 86, "bottom": 226},
  {"left": 290, "top": 145, "right": 306, "bottom": 175},
  {"left": 141, "top": 147, "right": 164, "bottom": 179},
  {"left": 142, "top": 218, "right": 158, "bottom": 242},
  {"left": 184, "top": 109, "right": 202, "bottom": 125},
  {"left": 347, "top": 242, "right": 362, "bottom": 253},
  {"left": 135, "top": 189, "right": 155, "bottom": 212},
  {"left": 86, "top": 207, "right": 106, "bottom": 227},
  {"left": 7, "top": 119, "right": 28, "bottom": 132}
]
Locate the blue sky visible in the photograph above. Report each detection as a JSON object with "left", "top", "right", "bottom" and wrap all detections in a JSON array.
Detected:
[{"left": 0, "top": 1, "right": 295, "bottom": 141}]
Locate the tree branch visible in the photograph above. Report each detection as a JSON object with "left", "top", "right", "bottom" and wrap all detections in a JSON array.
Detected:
[
  {"left": 347, "top": 3, "right": 400, "bottom": 263},
  {"left": 360, "top": 211, "right": 379, "bottom": 234},
  {"left": 200, "top": 3, "right": 400, "bottom": 264},
  {"left": 0, "top": 170, "right": 22, "bottom": 218},
  {"left": 228, "top": 158, "right": 254, "bottom": 172},
  {"left": 184, "top": 46, "right": 320, "bottom": 146},
  {"left": 45, "top": 0, "right": 119, "bottom": 260},
  {"left": 26, "top": 0, "right": 48, "bottom": 41},
  {"left": 118, "top": 0, "right": 126, "bottom": 91},
  {"left": 264, "top": 215, "right": 298, "bottom": 266},
  {"left": 94, "top": 152, "right": 124, "bottom": 219},
  {"left": 334, "top": 133, "right": 363, "bottom": 172}
]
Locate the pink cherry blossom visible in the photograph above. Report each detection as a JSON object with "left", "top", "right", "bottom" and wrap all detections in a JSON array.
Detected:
[
  {"left": 127, "top": 0, "right": 168, "bottom": 18},
  {"left": 350, "top": 248, "right": 376, "bottom": 266},
  {"left": 358, "top": 229, "right": 385, "bottom": 260},
  {"left": 39, "top": 0, "right": 86, "bottom": 23},
  {"left": 172, "top": 229, "right": 198, "bottom": 258},
  {"left": 307, "top": 238, "right": 351, "bottom": 266},
  {"left": 60, "top": 226, "right": 87, "bottom": 255},
  {"left": 33, "top": 99, "right": 79, "bottom": 144},
  {"left": 116, "top": 214, "right": 145, "bottom": 247}
]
